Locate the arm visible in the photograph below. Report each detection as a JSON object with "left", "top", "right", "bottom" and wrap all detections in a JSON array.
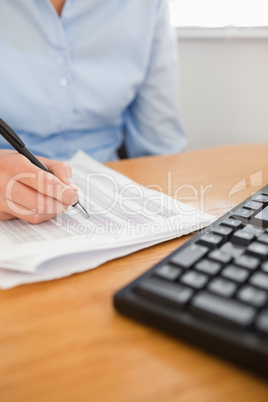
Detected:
[{"left": 124, "top": 0, "right": 186, "bottom": 158}]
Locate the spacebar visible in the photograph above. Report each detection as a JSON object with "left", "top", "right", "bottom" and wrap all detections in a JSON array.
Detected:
[{"left": 191, "top": 291, "right": 256, "bottom": 327}]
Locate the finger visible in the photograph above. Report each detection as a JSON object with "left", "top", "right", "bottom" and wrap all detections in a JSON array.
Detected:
[
  {"left": 0, "top": 211, "right": 16, "bottom": 221},
  {"left": 39, "top": 158, "right": 79, "bottom": 191},
  {"left": 2, "top": 153, "right": 79, "bottom": 206},
  {"left": 3, "top": 199, "right": 61, "bottom": 224},
  {"left": 3, "top": 181, "right": 69, "bottom": 216}
]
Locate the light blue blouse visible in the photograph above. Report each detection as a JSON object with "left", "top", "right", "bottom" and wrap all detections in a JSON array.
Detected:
[{"left": 0, "top": 0, "right": 185, "bottom": 162}]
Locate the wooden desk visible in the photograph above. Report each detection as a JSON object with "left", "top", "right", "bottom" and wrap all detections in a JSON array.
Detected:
[{"left": 1, "top": 144, "right": 268, "bottom": 402}]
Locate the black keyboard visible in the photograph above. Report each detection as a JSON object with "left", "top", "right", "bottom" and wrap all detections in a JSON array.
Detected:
[{"left": 114, "top": 185, "right": 268, "bottom": 379}]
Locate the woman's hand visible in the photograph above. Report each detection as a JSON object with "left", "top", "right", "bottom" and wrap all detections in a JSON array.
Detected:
[{"left": 0, "top": 150, "right": 79, "bottom": 223}]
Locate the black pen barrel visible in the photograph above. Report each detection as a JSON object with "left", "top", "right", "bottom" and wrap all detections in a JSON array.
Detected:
[{"left": 20, "top": 146, "right": 50, "bottom": 172}]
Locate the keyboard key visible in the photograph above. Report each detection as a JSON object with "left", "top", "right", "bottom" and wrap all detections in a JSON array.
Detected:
[
  {"left": 243, "top": 224, "right": 264, "bottom": 236},
  {"left": 253, "top": 194, "right": 268, "bottom": 204},
  {"left": 244, "top": 201, "right": 263, "bottom": 212},
  {"left": 232, "top": 208, "right": 254, "bottom": 222},
  {"left": 180, "top": 271, "right": 209, "bottom": 289},
  {"left": 256, "top": 310, "right": 268, "bottom": 336},
  {"left": 170, "top": 244, "right": 209, "bottom": 269},
  {"left": 197, "top": 233, "right": 223, "bottom": 248},
  {"left": 260, "top": 189, "right": 268, "bottom": 196},
  {"left": 212, "top": 225, "right": 233, "bottom": 239},
  {"left": 191, "top": 291, "right": 256, "bottom": 327},
  {"left": 247, "top": 242, "right": 268, "bottom": 259},
  {"left": 221, "top": 218, "right": 243, "bottom": 230},
  {"left": 195, "top": 259, "right": 222, "bottom": 275},
  {"left": 154, "top": 264, "right": 182, "bottom": 281},
  {"left": 135, "top": 277, "right": 193, "bottom": 307},
  {"left": 231, "top": 229, "right": 255, "bottom": 246},
  {"left": 252, "top": 205, "right": 268, "bottom": 227},
  {"left": 237, "top": 285, "right": 267, "bottom": 307},
  {"left": 261, "top": 261, "right": 268, "bottom": 273},
  {"left": 258, "top": 233, "right": 268, "bottom": 245},
  {"left": 219, "top": 242, "right": 245, "bottom": 258},
  {"left": 222, "top": 265, "right": 249, "bottom": 283},
  {"left": 208, "top": 249, "right": 233, "bottom": 264},
  {"left": 208, "top": 277, "right": 237, "bottom": 297},
  {"left": 250, "top": 272, "right": 268, "bottom": 291},
  {"left": 234, "top": 255, "right": 260, "bottom": 270}
]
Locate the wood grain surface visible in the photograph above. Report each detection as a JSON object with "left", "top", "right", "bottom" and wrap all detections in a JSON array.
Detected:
[{"left": 1, "top": 144, "right": 268, "bottom": 402}]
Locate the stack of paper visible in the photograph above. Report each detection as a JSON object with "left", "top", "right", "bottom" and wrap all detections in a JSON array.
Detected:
[{"left": 0, "top": 151, "right": 215, "bottom": 289}]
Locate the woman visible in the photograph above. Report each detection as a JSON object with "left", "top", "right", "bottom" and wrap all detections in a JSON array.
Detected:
[{"left": 0, "top": 0, "right": 185, "bottom": 223}]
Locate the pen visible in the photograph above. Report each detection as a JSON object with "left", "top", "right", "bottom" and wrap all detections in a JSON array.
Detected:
[{"left": 0, "top": 118, "right": 89, "bottom": 218}]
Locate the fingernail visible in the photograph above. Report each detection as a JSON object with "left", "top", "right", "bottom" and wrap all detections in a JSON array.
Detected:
[
  {"left": 66, "top": 177, "right": 79, "bottom": 191},
  {"left": 70, "top": 193, "right": 79, "bottom": 206}
]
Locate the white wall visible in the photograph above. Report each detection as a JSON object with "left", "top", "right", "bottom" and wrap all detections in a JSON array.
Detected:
[{"left": 177, "top": 37, "right": 268, "bottom": 150}]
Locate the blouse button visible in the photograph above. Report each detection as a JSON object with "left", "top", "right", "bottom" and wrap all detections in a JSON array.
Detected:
[{"left": 58, "top": 77, "right": 68, "bottom": 87}]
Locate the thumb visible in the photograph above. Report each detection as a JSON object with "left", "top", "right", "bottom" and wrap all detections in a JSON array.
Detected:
[{"left": 40, "top": 158, "right": 79, "bottom": 191}]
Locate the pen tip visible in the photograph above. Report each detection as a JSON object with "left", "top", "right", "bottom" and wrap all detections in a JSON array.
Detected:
[
  {"left": 74, "top": 201, "right": 90, "bottom": 218},
  {"left": 81, "top": 206, "right": 90, "bottom": 218}
]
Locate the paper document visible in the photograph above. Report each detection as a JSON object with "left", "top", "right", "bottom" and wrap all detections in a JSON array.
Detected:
[{"left": 0, "top": 151, "right": 215, "bottom": 289}]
